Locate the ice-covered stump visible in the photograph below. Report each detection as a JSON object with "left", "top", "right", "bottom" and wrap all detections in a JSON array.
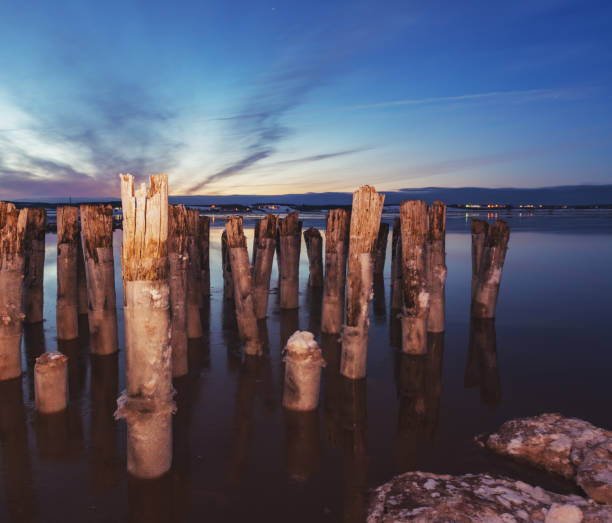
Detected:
[
  {"left": 56, "top": 206, "right": 80, "bottom": 340},
  {"left": 483, "top": 413, "right": 612, "bottom": 504},
  {"left": 399, "top": 200, "right": 429, "bottom": 355},
  {"left": 321, "top": 208, "right": 349, "bottom": 334},
  {"left": 426, "top": 201, "right": 446, "bottom": 333},
  {"left": 80, "top": 204, "right": 118, "bottom": 355},
  {"left": 23, "top": 208, "right": 46, "bottom": 324},
  {"left": 225, "top": 216, "right": 262, "bottom": 356},
  {"left": 278, "top": 211, "right": 301, "bottom": 309},
  {"left": 34, "top": 352, "right": 68, "bottom": 414},
  {"left": 283, "top": 331, "right": 326, "bottom": 411},
  {"left": 253, "top": 214, "right": 278, "bottom": 319},
  {"left": 0, "top": 202, "right": 27, "bottom": 381},
  {"left": 168, "top": 205, "right": 189, "bottom": 377},
  {"left": 304, "top": 227, "right": 323, "bottom": 288},
  {"left": 117, "top": 173, "right": 174, "bottom": 479},
  {"left": 368, "top": 471, "right": 612, "bottom": 522},
  {"left": 472, "top": 220, "right": 510, "bottom": 319},
  {"left": 340, "top": 186, "right": 384, "bottom": 379}
]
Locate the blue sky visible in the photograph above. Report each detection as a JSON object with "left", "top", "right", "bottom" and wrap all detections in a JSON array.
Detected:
[{"left": 1, "top": 0, "right": 611, "bottom": 198}]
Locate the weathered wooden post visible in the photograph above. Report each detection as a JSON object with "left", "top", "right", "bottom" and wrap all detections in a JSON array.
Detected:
[
  {"left": 225, "top": 216, "right": 262, "bottom": 356},
  {"left": 168, "top": 205, "right": 189, "bottom": 377},
  {"left": 34, "top": 352, "right": 68, "bottom": 414},
  {"left": 472, "top": 220, "right": 510, "bottom": 319},
  {"left": 252, "top": 219, "right": 261, "bottom": 266},
  {"left": 221, "top": 230, "right": 234, "bottom": 299},
  {"left": 23, "top": 208, "right": 46, "bottom": 324},
  {"left": 399, "top": 200, "right": 429, "bottom": 355},
  {"left": 0, "top": 202, "right": 27, "bottom": 381},
  {"left": 282, "top": 331, "right": 326, "bottom": 411},
  {"left": 426, "top": 201, "right": 447, "bottom": 333},
  {"left": 373, "top": 221, "right": 389, "bottom": 276},
  {"left": 390, "top": 217, "right": 402, "bottom": 311},
  {"left": 470, "top": 219, "right": 489, "bottom": 302},
  {"left": 253, "top": 213, "right": 278, "bottom": 319},
  {"left": 186, "top": 209, "right": 202, "bottom": 339},
  {"left": 321, "top": 209, "right": 349, "bottom": 334},
  {"left": 304, "top": 227, "right": 323, "bottom": 288},
  {"left": 340, "top": 186, "right": 385, "bottom": 379},
  {"left": 199, "top": 215, "right": 210, "bottom": 298},
  {"left": 56, "top": 206, "right": 80, "bottom": 341},
  {"left": 278, "top": 211, "right": 301, "bottom": 309},
  {"left": 80, "top": 204, "right": 118, "bottom": 355},
  {"left": 77, "top": 235, "right": 89, "bottom": 316},
  {"left": 115, "top": 173, "right": 175, "bottom": 479}
]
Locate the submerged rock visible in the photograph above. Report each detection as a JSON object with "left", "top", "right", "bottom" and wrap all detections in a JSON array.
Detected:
[
  {"left": 482, "top": 413, "right": 612, "bottom": 504},
  {"left": 367, "top": 471, "right": 612, "bottom": 522}
]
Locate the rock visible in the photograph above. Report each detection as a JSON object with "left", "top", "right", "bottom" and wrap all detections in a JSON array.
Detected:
[
  {"left": 483, "top": 413, "right": 612, "bottom": 504},
  {"left": 367, "top": 472, "right": 612, "bottom": 522}
]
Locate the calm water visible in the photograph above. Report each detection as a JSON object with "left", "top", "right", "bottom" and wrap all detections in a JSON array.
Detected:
[{"left": 1, "top": 210, "right": 611, "bottom": 523}]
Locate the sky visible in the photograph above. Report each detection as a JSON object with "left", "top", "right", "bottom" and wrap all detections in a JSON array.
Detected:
[{"left": 1, "top": 0, "right": 611, "bottom": 198}]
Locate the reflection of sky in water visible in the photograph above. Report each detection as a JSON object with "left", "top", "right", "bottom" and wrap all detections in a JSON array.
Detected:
[{"left": 7, "top": 213, "right": 612, "bottom": 522}]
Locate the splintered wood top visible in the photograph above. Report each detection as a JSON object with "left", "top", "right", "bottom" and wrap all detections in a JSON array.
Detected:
[
  {"left": 80, "top": 204, "right": 113, "bottom": 262},
  {"left": 225, "top": 215, "right": 247, "bottom": 248},
  {"left": 0, "top": 201, "right": 27, "bottom": 257},
  {"left": 349, "top": 186, "right": 385, "bottom": 254}
]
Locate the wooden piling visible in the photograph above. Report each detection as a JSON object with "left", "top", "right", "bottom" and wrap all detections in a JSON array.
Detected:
[
  {"left": 282, "top": 331, "right": 326, "bottom": 411},
  {"left": 77, "top": 233, "right": 89, "bottom": 316},
  {"left": 426, "top": 201, "right": 447, "bottom": 333},
  {"left": 0, "top": 202, "right": 27, "bottom": 381},
  {"left": 253, "top": 214, "right": 278, "bottom": 319},
  {"left": 304, "top": 227, "right": 323, "bottom": 288},
  {"left": 168, "top": 205, "right": 189, "bottom": 377},
  {"left": 116, "top": 173, "right": 174, "bottom": 480},
  {"left": 34, "top": 352, "right": 68, "bottom": 414},
  {"left": 278, "top": 211, "right": 301, "bottom": 309},
  {"left": 225, "top": 216, "right": 262, "bottom": 356},
  {"left": 186, "top": 209, "right": 202, "bottom": 338},
  {"left": 470, "top": 219, "right": 489, "bottom": 303},
  {"left": 221, "top": 230, "right": 234, "bottom": 299},
  {"left": 23, "top": 208, "right": 46, "bottom": 324},
  {"left": 56, "top": 206, "right": 80, "bottom": 341},
  {"left": 472, "top": 220, "right": 510, "bottom": 319},
  {"left": 199, "top": 216, "right": 211, "bottom": 298},
  {"left": 373, "top": 222, "right": 389, "bottom": 276},
  {"left": 340, "top": 186, "right": 385, "bottom": 379},
  {"left": 321, "top": 209, "right": 349, "bottom": 334},
  {"left": 399, "top": 200, "right": 429, "bottom": 355},
  {"left": 80, "top": 204, "right": 118, "bottom": 355},
  {"left": 390, "top": 217, "right": 402, "bottom": 311}
]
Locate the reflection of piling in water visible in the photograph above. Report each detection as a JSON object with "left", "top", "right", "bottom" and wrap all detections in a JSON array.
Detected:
[
  {"left": 282, "top": 331, "right": 325, "bottom": 411},
  {"left": 394, "top": 331, "right": 445, "bottom": 473},
  {"left": 168, "top": 205, "right": 189, "bottom": 377},
  {"left": 56, "top": 206, "right": 80, "bottom": 340},
  {"left": 279, "top": 211, "right": 301, "bottom": 309},
  {"left": 35, "top": 351, "right": 68, "bottom": 414},
  {"left": 186, "top": 209, "right": 203, "bottom": 339},
  {"left": 465, "top": 318, "right": 501, "bottom": 407},
  {"left": 304, "top": 226, "right": 323, "bottom": 288},
  {"left": 471, "top": 220, "right": 510, "bottom": 319},
  {"left": 81, "top": 204, "right": 118, "bottom": 355},
  {"left": 400, "top": 200, "right": 429, "bottom": 355},
  {"left": 373, "top": 221, "right": 389, "bottom": 276},
  {"left": 390, "top": 218, "right": 402, "bottom": 311},
  {"left": 221, "top": 230, "right": 234, "bottom": 298},
  {"left": 426, "top": 201, "right": 447, "bottom": 333},
  {"left": 117, "top": 173, "right": 174, "bottom": 479},
  {"left": 199, "top": 215, "right": 211, "bottom": 298},
  {"left": 128, "top": 474, "right": 173, "bottom": 523},
  {"left": 222, "top": 295, "right": 242, "bottom": 371},
  {"left": 226, "top": 216, "right": 262, "bottom": 356},
  {"left": 24, "top": 322, "right": 46, "bottom": 400},
  {"left": 321, "top": 333, "right": 343, "bottom": 448},
  {"left": 306, "top": 285, "right": 323, "bottom": 337},
  {"left": 280, "top": 308, "right": 299, "bottom": 350},
  {"left": 0, "top": 203, "right": 27, "bottom": 381},
  {"left": 284, "top": 408, "right": 321, "bottom": 482},
  {"left": 341, "top": 186, "right": 385, "bottom": 380},
  {"left": 89, "top": 353, "right": 120, "bottom": 493},
  {"left": 0, "top": 379, "right": 36, "bottom": 523},
  {"left": 253, "top": 214, "right": 278, "bottom": 319},
  {"left": 373, "top": 272, "right": 386, "bottom": 322},
  {"left": 23, "top": 208, "right": 46, "bottom": 324},
  {"left": 36, "top": 409, "right": 69, "bottom": 460},
  {"left": 322, "top": 209, "right": 349, "bottom": 335}
]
